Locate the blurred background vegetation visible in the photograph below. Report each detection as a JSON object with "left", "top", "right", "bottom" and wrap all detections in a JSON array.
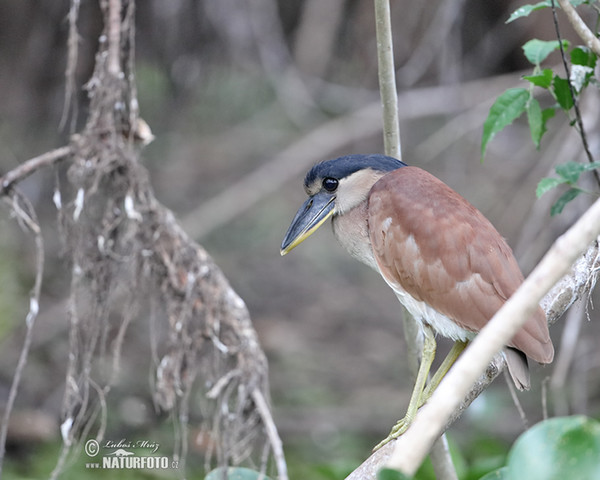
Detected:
[{"left": 0, "top": 0, "right": 599, "bottom": 478}]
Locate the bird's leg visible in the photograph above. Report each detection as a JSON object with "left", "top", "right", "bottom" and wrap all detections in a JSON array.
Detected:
[
  {"left": 374, "top": 325, "right": 437, "bottom": 450},
  {"left": 421, "top": 340, "right": 468, "bottom": 404}
]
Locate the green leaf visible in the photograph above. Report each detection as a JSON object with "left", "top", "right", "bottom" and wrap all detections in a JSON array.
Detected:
[
  {"left": 205, "top": 467, "right": 274, "bottom": 480},
  {"left": 551, "top": 188, "right": 584, "bottom": 216},
  {"left": 481, "top": 88, "right": 529, "bottom": 161},
  {"left": 480, "top": 467, "right": 510, "bottom": 480},
  {"left": 506, "top": 1, "right": 551, "bottom": 23},
  {"left": 506, "top": 416, "right": 600, "bottom": 477},
  {"left": 552, "top": 76, "right": 574, "bottom": 110},
  {"left": 536, "top": 177, "right": 567, "bottom": 197},
  {"left": 571, "top": 46, "right": 597, "bottom": 68},
  {"left": 507, "top": 0, "right": 589, "bottom": 23},
  {"left": 536, "top": 177, "right": 565, "bottom": 197},
  {"left": 523, "top": 39, "right": 569, "bottom": 66},
  {"left": 554, "top": 160, "right": 600, "bottom": 182},
  {"left": 555, "top": 161, "right": 585, "bottom": 182},
  {"left": 378, "top": 468, "right": 412, "bottom": 480},
  {"left": 526, "top": 98, "right": 543, "bottom": 148},
  {"left": 542, "top": 106, "right": 555, "bottom": 124},
  {"left": 523, "top": 68, "right": 554, "bottom": 88}
]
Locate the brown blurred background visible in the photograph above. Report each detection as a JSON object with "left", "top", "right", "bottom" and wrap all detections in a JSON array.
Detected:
[{"left": 1, "top": 0, "right": 599, "bottom": 477}]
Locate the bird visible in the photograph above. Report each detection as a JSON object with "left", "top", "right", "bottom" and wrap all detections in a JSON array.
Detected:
[{"left": 280, "top": 153, "right": 554, "bottom": 446}]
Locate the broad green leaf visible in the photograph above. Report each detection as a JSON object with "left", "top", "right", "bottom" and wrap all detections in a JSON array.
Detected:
[
  {"left": 526, "top": 97, "right": 543, "bottom": 148},
  {"left": 552, "top": 76, "right": 574, "bottom": 110},
  {"left": 507, "top": 0, "right": 589, "bottom": 23},
  {"left": 205, "top": 467, "right": 274, "bottom": 480},
  {"left": 551, "top": 188, "right": 584, "bottom": 216},
  {"left": 378, "top": 468, "right": 412, "bottom": 480},
  {"left": 523, "top": 68, "right": 554, "bottom": 88},
  {"left": 506, "top": 416, "right": 600, "bottom": 477},
  {"left": 555, "top": 161, "right": 587, "bottom": 182},
  {"left": 571, "top": 45, "right": 597, "bottom": 68},
  {"left": 523, "top": 39, "right": 569, "bottom": 66},
  {"left": 481, "top": 88, "right": 529, "bottom": 161},
  {"left": 536, "top": 177, "right": 567, "bottom": 197},
  {"left": 555, "top": 161, "right": 600, "bottom": 182},
  {"left": 480, "top": 467, "right": 509, "bottom": 480},
  {"left": 506, "top": 1, "right": 551, "bottom": 23}
]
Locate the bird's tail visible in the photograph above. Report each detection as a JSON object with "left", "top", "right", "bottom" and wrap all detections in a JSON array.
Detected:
[{"left": 503, "top": 347, "right": 530, "bottom": 391}]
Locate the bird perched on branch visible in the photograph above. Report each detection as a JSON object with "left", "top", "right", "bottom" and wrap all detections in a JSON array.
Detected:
[{"left": 281, "top": 154, "right": 554, "bottom": 447}]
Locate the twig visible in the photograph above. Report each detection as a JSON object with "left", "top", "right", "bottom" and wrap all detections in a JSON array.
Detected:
[
  {"left": 0, "top": 145, "right": 72, "bottom": 195},
  {"left": 107, "top": 0, "right": 122, "bottom": 77},
  {"left": 555, "top": 0, "right": 600, "bottom": 56},
  {"left": 374, "top": 0, "right": 401, "bottom": 160},
  {"left": 550, "top": 295, "right": 586, "bottom": 416},
  {"left": 0, "top": 191, "right": 44, "bottom": 475},
  {"left": 386, "top": 195, "right": 600, "bottom": 474},
  {"left": 60, "top": 0, "right": 81, "bottom": 132},
  {"left": 429, "top": 436, "right": 458, "bottom": 480},
  {"left": 550, "top": 0, "right": 599, "bottom": 187},
  {"left": 251, "top": 388, "right": 288, "bottom": 480}
]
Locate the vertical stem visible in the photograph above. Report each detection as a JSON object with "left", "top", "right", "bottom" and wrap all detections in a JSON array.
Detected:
[
  {"left": 107, "top": 0, "right": 122, "bottom": 76},
  {"left": 374, "top": 0, "right": 401, "bottom": 160},
  {"left": 373, "top": 1, "right": 456, "bottom": 478}
]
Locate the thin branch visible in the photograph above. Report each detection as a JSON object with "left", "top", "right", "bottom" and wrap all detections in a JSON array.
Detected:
[
  {"left": 550, "top": 295, "right": 586, "bottom": 416},
  {"left": 0, "top": 145, "right": 72, "bottom": 195},
  {"left": 550, "top": 0, "right": 599, "bottom": 186},
  {"left": 107, "top": 0, "right": 122, "bottom": 77},
  {"left": 386, "top": 195, "right": 600, "bottom": 474},
  {"left": 374, "top": 0, "right": 401, "bottom": 160},
  {"left": 60, "top": 0, "right": 81, "bottom": 132},
  {"left": 251, "top": 388, "right": 288, "bottom": 480},
  {"left": 556, "top": 0, "right": 600, "bottom": 56},
  {"left": 0, "top": 191, "right": 44, "bottom": 475}
]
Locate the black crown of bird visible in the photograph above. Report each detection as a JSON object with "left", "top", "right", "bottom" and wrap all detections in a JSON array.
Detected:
[{"left": 281, "top": 154, "right": 554, "bottom": 448}]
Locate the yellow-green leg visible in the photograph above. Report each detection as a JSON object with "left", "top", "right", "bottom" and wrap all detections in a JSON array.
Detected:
[
  {"left": 374, "top": 335, "right": 468, "bottom": 451},
  {"left": 374, "top": 326, "right": 437, "bottom": 450},
  {"left": 421, "top": 340, "right": 468, "bottom": 402}
]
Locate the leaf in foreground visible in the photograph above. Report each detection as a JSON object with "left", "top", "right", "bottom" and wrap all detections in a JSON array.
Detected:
[
  {"left": 205, "top": 467, "right": 273, "bottom": 480},
  {"left": 506, "top": 416, "right": 600, "bottom": 479}
]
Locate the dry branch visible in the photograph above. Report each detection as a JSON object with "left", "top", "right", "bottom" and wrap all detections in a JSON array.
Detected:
[{"left": 0, "top": 190, "right": 44, "bottom": 476}]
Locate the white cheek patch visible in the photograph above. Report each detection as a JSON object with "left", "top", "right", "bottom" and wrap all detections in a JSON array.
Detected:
[{"left": 336, "top": 169, "right": 385, "bottom": 214}]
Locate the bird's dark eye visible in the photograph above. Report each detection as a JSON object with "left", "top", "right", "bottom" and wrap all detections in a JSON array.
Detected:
[{"left": 322, "top": 177, "right": 338, "bottom": 192}]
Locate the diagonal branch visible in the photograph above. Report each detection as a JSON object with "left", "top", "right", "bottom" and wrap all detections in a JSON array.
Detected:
[
  {"left": 0, "top": 146, "right": 72, "bottom": 195},
  {"left": 555, "top": 0, "right": 600, "bottom": 57}
]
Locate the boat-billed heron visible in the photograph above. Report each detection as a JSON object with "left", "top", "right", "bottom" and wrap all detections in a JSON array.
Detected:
[{"left": 280, "top": 154, "right": 554, "bottom": 446}]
